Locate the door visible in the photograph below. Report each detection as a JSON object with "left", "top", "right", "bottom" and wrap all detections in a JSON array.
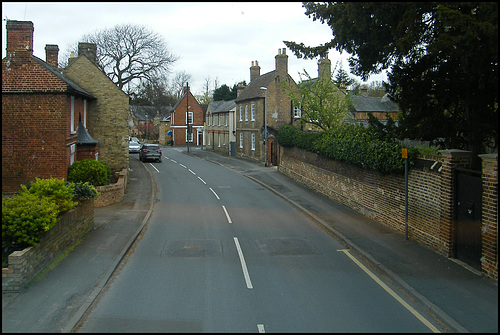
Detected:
[{"left": 454, "top": 168, "right": 482, "bottom": 270}]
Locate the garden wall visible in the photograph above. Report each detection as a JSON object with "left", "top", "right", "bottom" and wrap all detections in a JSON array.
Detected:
[
  {"left": 2, "top": 200, "right": 94, "bottom": 292},
  {"left": 93, "top": 168, "right": 128, "bottom": 208},
  {"left": 279, "top": 146, "right": 497, "bottom": 280}
]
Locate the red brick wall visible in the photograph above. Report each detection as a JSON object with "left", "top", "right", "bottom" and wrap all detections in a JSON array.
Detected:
[
  {"left": 480, "top": 154, "right": 498, "bottom": 280},
  {"left": 171, "top": 91, "right": 203, "bottom": 146}
]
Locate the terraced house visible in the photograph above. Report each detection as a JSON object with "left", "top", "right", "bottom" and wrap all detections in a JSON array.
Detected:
[
  {"left": 205, "top": 99, "right": 236, "bottom": 156},
  {"left": 235, "top": 48, "right": 298, "bottom": 166}
]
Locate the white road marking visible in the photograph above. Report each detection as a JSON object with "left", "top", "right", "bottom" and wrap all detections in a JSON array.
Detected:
[
  {"left": 198, "top": 176, "right": 206, "bottom": 184},
  {"left": 171, "top": 159, "right": 177, "bottom": 163},
  {"left": 222, "top": 205, "right": 231, "bottom": 223},
  {"left": 148, "top": 163, "right": 159, "bottom": 173},
  {"left": 179, "top": 164, "right": 186, "bottom": 168},
  {"left": 234, "top": 237, "right": 253, "bottom": 289},
  {"left": 257, "top": 324, "right": 265, "bottom": 333},
  {"left": 188, "top": 169, "right": 196, "bottom": 175},
  {"left": 210, "top": 188, "right": 220, "bottom": 200},
  {"left": 337, "top": 249, "right": 440, "bottom": 333}
]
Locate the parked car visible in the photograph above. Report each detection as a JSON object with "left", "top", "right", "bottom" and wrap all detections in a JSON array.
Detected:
[
  {"left": 129, "top": 140, "right": 141, "bottom": 153},
  {"left": 139, "top": 143, "right": 162, "bottom": 162},
  {"left": 129, "top": 136, "right": 140, "bottom": 143}
]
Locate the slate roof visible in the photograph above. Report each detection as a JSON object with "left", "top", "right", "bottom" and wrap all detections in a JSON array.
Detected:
[
  {"left": 31, "top": 55, "right": 96, "bottom": 100},
  {"left": 212, "top": 99, "right": 236, "bottom": 114},
  {"left": 76, "top": 121, "right": 98, "bottom": 145},
  {"left": 207, "top": 101, "right": 224, "bottom": 114},
  {"left": 235, "top": 71, "right": 277, "bottom": 103},
  {"left": 130, "top": 105, "right": 173, "bottom": 121},
  {"left": 350, "top": 94, "right": 398, "bottom": 113}
]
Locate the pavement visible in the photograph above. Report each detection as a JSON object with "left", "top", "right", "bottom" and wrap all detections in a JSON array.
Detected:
[{"left": 2, "top": 146, "right": 498, "bottom": 333}]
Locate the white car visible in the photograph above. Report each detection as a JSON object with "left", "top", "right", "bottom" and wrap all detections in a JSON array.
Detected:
[{"left": 129, "top": 141, "right": 141, "bottom": 153}]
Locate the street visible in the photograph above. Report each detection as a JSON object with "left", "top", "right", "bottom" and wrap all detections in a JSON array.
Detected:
[{"left": 77, "top": 146, "right": 444, "bottom": 332}]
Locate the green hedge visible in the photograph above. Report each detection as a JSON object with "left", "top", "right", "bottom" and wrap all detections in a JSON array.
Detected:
[
  {"left": 277, "top": 124, "right": 417, "bottom": 174},
  {"left": 67, "top": 159, "right": 111, "bottom": 186}
]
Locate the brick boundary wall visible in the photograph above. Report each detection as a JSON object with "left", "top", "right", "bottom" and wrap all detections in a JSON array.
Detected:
[
  {"left": 93, "top": 168, "right": 128, "bottom": 208},
  {"left": 2, "top": 200, "right": 94, "bottom": 292},
  {"left": 279, "top": 146, "right": 498, "bottom": 280}
]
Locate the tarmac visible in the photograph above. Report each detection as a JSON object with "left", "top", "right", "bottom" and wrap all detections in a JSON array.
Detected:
[{"left": 2, "top": 146, "right": 498, "bottom": 333}]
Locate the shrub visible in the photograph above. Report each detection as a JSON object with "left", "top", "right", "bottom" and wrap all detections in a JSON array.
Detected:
[
  {"left": 23, "top": 177, "right": 77, "bottom": 213},
  {"left": 2, "top": 193, "right": 59, "bottom": 256},
  {"left": 67, "top": 159, "right": 111, "bottom": 186},
  {"left": 71, "top": 181, "right": 100, "bottom": 200}
]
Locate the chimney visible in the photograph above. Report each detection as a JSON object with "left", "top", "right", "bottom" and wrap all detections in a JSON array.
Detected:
[
  {"left": 6, "top": 20, "right": 34, "bottom": 58},
  {"left": 361, "top": 85, "right": 368, "bottom": 97},
  {"left": 275, "top": 48, "right": 288, "bottom": 75},
  {"left": 68, "top": 51, "right": 77, "bottom": 65},
  {"left": 236, "top": 82, "right": 245, "bottom": 98},
  {"left": 250, "top": 60, "right": 260, "bottom": 82},
  {"left": 45, "top": 44, "right": 59, "bottom": 68},
  {"left": 78, "top": 42, "right": 97, "bottom": 64},
  {"left": 318, "top": 55, "right": 331, "bottom": 79}
]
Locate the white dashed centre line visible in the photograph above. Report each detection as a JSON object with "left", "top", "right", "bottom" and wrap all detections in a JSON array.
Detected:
[{"left": 233, "top": 237, "right": 253, "bottom": 289}]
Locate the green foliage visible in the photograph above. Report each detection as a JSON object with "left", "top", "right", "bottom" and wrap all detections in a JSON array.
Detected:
[
  {"left": 277, "top": 124, "right": 416, "bottom": 174},
  {"left": 67, "top": 159, "right": 111, "bottom": 186},
  {"left": 23, "top": 177, "right": 77, "bottom": 213},
  {"left": 2, "top": 193, "right": 59, "bottom": 256},
  {"left": 70, "top": 181, "right": 100, "bottom": 200}
]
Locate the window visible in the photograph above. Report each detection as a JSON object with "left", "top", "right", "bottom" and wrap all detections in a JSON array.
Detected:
[
  {"left": 294, "top": 104, "right": 302, "bottom": 119},
  {"left": 218, "top": 114, "right": 220, "bottom": 126},
  {"left": 71, "top": 96, "right": 75, "bottom": 133},
  {"left": 245, "top": 105, "right": 248, "bottom": 121},
  {"left": 83, "top": 99, "right": 87, "bottom": 127},
  {"left": 187, "top": 112, "right": 193, "bottom": 124},
  {"left": 224, "top": 113, "right": 228, "bottom": 126},
  {"left": 218, "top": 133, "right": 221, "bottom": 147},
  {"left": 207, "top": 133, "right": 211, "bottom": 146},
  {"left": 251, "top": 104, "right": 255, "bottom": 121},
  {"left": 70, "top": 144, "right": 75, "bottom": 165},
  {"left": 239, "top": 106, "right": 243, "bottom": 121},
  {"left": 251, "top": 133, "right": 255, "bottom": 150},
  {"left": 239, "top": 132, "right": 243, "bottom": 148},
  {"left": 186, "top": 129, "right": 193, "bottom": 142}
]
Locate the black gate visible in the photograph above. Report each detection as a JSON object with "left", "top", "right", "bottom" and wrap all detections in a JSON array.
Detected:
[{"left": 454, "top": 168, "right": 482, "bottom": 270}]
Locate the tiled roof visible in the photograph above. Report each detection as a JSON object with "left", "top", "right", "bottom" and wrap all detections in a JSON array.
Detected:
[
  {"left": 350, "top": 94, "right": 398, "bottom": 112},
  {"left": 30, "top": 55, "right": 96, "bottom": 100},
  {"left": 235, "top": 71, "right": 277, "bottom": 103},
  {"left": 213, "top": 99, "right": 236, "bottom": 114},
  {"left": 130, "top": 105, "right": 172, "bottom": 121}
]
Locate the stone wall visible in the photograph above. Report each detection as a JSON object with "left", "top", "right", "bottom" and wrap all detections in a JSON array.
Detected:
[
  {"left": 2, "top": 200, "right": 94, "bottom": 292},
  {"left": 93, "top": 168, "right": 128, "bottom": 208}
]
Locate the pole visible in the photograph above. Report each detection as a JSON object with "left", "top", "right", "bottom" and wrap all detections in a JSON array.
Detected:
[{"left": 186, "top": 82, "right": 190, "bottom": 154}]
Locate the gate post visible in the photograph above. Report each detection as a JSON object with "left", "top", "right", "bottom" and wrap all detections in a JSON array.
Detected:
[
  {"left": 439, "top": 149, "right": 473, "bottom": 257},
  {"left": 479, "top": 153, "right": 498, "bottom": 280}
]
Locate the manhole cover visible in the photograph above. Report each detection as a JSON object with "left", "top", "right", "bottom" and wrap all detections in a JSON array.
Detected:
[
  {"left": 161, "top": 240, "right": 222, "bottom": 257},
  {"left": 255, "top": 238, "right": 320, "bottom": 256}
]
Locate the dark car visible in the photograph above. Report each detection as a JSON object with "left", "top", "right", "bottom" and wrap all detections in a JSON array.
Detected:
[{"left": 139, "top": 143, "right": 162, "bottom": 162}]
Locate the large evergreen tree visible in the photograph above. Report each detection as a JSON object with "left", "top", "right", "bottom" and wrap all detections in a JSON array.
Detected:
[{"left": 285, "top": 2, "right": 498, "bottom": 168}]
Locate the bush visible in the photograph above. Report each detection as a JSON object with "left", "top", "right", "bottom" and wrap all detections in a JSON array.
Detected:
[
  {"left": 23, "top": 177, "right": 77, "bottom": 213},
  {"left": 67, "top": 159, "right": 111, "bottom": 186},
  {"left": 71, "top": 181, "right": 100, "bottom": 200},
  {"left": 2, "top": 193, "right": 59, "bottom": 256}
]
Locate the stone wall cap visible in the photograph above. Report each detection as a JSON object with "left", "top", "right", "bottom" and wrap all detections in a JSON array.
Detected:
[
  {"left": 478, "top": 153, "right": 498, "bottom": 162},
  {"left": 438, "top": 149, "right": 472, "bottom": 156}
]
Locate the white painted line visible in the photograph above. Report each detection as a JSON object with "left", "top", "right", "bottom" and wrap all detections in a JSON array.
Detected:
[
  {"left": 209, "top": 187, "right": 220, "bottom": 200},
  {"left": 149, "top": 163, "right": 159, "bottom": 173},
  {"left": 222, "top": 205, "right": 232, "bottom": 223},
  {"left": 171, "top": 159, "right": 177, "bottom": 163},
  {"left": 337, "top": 249, "right": 440, "bottom": 333},
  {"left": 188, "top": 169, "right": 196, "bottom": 175},
  {"left": 257, "top": 324, "right": 265, "bottom": 333},
  {"left": 198, "top": 176, "right": 206, "bottom": 184},
  {"left": 179, "top": 163, "right": 187, "bottom": 168},
  {"left": 233, "top": 237, "right": 253, "bottom": 289}
]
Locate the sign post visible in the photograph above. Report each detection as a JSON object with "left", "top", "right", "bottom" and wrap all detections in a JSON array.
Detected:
[{"left": 402, "top": 148, "right": 409, "bottom": 240}]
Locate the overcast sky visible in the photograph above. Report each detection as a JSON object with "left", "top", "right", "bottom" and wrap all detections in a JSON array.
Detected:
[{"left": 2, "top": 2, "right": 386, "bottom": 95}]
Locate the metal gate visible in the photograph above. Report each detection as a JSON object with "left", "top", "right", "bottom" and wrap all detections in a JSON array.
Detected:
[{"left": 454, "top": 168, "right": 482, "bottom": 270}]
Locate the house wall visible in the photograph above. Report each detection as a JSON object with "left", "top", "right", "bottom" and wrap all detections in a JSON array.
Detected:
[
  {"left": 236, "top": 99, "right": 264, "bottom": 162},
  {"left": 64, "top": 56, "right": 129, "bottom": 173},
  {"left": 2, "top": 93, "right": 80, "bottom": 193},
  {"left": 171, "top": 91, "right": 204, "bottom": 146},
  {"left": 279, "top": 146, "right": 498, "bottom": 280}
]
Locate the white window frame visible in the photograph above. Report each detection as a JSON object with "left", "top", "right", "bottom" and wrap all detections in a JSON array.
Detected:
[
  {"left": 70, "top": 96, "right": 75, "bottom": 133},
  {"left": 251, "top": 133, "right": 255, "bottom": 151},
  {"left": 218, "top": 133, "right": 221, "bottom": 147},
  {"left": 186, "top": 129, "right": 193, "bottom": 142},
  {"left": 70, "top": 143, "right": 76, "bottom": 164},
  {"left": 251, "top": 103, "right": 255, "bottom": 121},
  {"left": 294, "top": 103, "right": 302, "bottom": 119},
  {"left": 239, "top": 132, "right": 243, "bottom": 148},
  {"left": 245, "top": 105, "right": 248, "bottom": 121},
  {"left": 239, "top": 106, "right": 243, "bottom": 121},
  {"left": 83, "top": 99, "right": 87, "bottom": 127},
  {"left": 187, "top": 111, "right": 193, "bottom": 124}
]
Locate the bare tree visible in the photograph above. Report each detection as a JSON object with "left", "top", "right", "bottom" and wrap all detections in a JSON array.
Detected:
[
  {"left": 78, "top": 24, "right": 178, "bottom": 94},
  {"left": 170, "top": 71, "right": 192, "bottom": 99}
]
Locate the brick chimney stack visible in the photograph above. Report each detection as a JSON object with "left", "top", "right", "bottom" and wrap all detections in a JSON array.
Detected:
[
  {"left": 318, "top": 54, "right": 331, "bottom": 79},
  {"left": 6, "top": 20, "right": 34, "bottom": 59},
  {"left": 78, "top": 42, "right": 97, "bottom": 64},
  {"left": 236, "top": 82, "right": 245, "bottom": 98},
  {"left": 250, "top": 60, "right": 260, "bottom": 82},
  {"left": 275, "top": 48, "right": 288, "bottom": 75},
  {"left": 45, "top": 44, "right": 59, "bottom": 68}
]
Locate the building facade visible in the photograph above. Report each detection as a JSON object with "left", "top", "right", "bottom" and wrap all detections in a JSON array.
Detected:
[{"left": 170, "top": 85, "right": 204, "bottom": 146}]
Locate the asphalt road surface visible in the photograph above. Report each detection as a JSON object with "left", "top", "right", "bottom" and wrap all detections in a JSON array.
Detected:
[{"left": 77, "top": 147, "right": 444, "bottom": 333}]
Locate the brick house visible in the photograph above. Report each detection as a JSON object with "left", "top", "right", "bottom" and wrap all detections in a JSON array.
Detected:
[
  {"left": 64, "top": 42, "right": 130, "bottom": 174},
  {"left": 235, "top": 48, "right": 298, "bottom": 165},
  {"left": 2, "top": 20, "right": 98, "bottom": 193},
  {"left": 170, "top": 84, "right": 204, "bottom": 146},
  {"left": 205, "top": 99, "right": 236, "bottom": 155}
]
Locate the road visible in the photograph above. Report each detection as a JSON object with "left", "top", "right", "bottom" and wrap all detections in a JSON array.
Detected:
[{"left": 77, "top": 147, "right": 445, "bottom": 332}]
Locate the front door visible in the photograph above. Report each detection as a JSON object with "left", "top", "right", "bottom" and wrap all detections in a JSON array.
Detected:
[{"left": 454, "top": 168, "right": 482, "bottom": 270}]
